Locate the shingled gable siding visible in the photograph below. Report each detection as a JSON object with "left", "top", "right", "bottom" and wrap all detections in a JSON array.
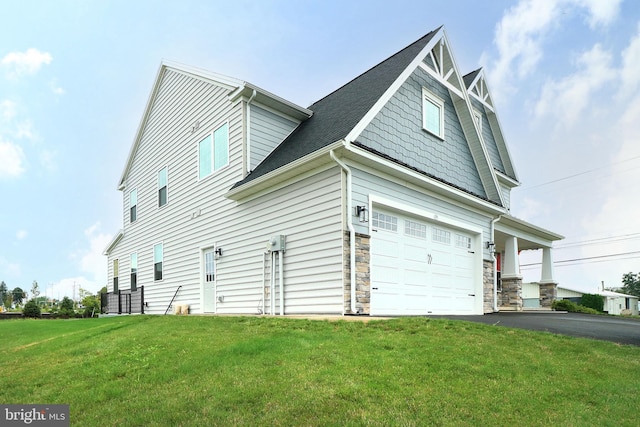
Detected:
[
  {"left": 357, "top": 67, "right": 486, "bottom": 198},
  {"left": 470, "top": 98, "right": 504, "bottom": 173},
  {"left": 108, "top": 68, "right": 244, "bottom": 313},
  {"left": 249, "top": 104, "right": 298, "bottom": 171}
]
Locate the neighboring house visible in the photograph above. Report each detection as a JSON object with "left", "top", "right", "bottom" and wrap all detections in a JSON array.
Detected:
[
  {"left": 557, "top": 287, "right": 640, "bottom": 316},
  {"left": 103, "top": 26, "right": 563, "bottom": 316}
]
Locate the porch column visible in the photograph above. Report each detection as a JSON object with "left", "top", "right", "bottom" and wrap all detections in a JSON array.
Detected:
[
  {"left": 539, "top": 247, "right": 557, "bottom": 307},
  {"left": 501, "top": 236, "right": 523, "bottom": 310},
  {"left": 502, "top": 236, "right": 521, "bottom": 279}
]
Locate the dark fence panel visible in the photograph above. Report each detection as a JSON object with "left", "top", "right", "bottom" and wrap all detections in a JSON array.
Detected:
[{"left": 102, "top": 287, "right": 144, "bottom": 314}]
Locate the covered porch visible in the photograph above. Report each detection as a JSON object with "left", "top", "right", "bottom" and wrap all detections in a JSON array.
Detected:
[{"left": 493, "top": 215, "right": 564, "bottom": 311}]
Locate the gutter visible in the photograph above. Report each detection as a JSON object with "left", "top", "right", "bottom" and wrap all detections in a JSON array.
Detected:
[
  {"left": 246, "top": 89, "right": 257, "bottom": 175},
  {"left": 330, "top": 148, "right": 357, "bottom": 315},
  {"left": 490, "top": 215, "right": 502, "bottom": 312}
]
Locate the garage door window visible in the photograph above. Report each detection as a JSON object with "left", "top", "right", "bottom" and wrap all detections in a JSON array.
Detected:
[
  {"left": 456, "top": 234, "right": 471, "bottom": 249},
  {"left": 432, "top": 227, "right": 451, "bottom": 244},
  {"left": 405, "top": 220, "right": 427, "bottom": 239},
  {"left": 373, "top": 212, "right": 398, "bottom": 232}
]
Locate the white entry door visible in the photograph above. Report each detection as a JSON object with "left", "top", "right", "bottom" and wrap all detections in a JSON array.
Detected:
[
  {"left": 202, "top": 248, "right": 216, "bottom": 313},
  {"left": 370, "top": 209, "right": 478, "bottom": 316}
]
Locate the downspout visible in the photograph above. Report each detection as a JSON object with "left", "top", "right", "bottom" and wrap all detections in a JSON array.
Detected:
[
  {"left": 330, "top": 149, "right": 357, "bottom": 314},
  {"left": 490, "top": 215, "right": 502, "bottom": 312},
  {"left": 245, "top": 89, "right": 257, "bottom": 175}
]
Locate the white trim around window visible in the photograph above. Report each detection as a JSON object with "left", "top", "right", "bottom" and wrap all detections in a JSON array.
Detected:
[
  {"left": 198, "top": 121, "right": 230, "bottom": 181},
  {"left": 153, "top": 242, "right": 164, "bottom": 282},
  {"left": 129, "top": 188, "right": 138, "bottom": 223},
  {"left": 422, "top": 87, "right": 444, "bottom": 139},
  {"left": 473, "top": 109, "right": 483, "bottom": 134},
  {"left": 158, "top": 166, "right": 168, "bottom": 208}
]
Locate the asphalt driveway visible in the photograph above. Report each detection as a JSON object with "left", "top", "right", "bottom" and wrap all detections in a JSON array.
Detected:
[{"left": 429, "top": 312, "right": 640, "bottom": 346}]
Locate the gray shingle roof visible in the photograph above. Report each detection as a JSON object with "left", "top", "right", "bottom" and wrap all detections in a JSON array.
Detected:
[
  {"left": 462, "top": 68, "right": 482, "bottom": 89},
  {"left": 232, "top": 29, "right": 439, "bottom": 189}
]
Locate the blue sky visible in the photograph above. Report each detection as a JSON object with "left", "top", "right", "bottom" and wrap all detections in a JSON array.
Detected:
[{"left": 1, "top": 0, "right": 639, "bottom": 299}]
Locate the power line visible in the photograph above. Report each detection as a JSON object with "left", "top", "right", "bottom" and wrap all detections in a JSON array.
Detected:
[
  {"left": 520, "top": 250, "right": 640, "bottom": 268},
  {"left": 554, "top": 233, "right": 640, "bottom": 249},
  {"left": 519, "top": 155, "right": 640, "bottom": 190}
]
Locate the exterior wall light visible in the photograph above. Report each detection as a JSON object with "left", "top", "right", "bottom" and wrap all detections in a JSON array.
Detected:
[
  {"left": 356, "top": 205, "right": 368, "bottom": 223},
  {"left": 215, "top": 247, "right": 223, "bottom": 257}
]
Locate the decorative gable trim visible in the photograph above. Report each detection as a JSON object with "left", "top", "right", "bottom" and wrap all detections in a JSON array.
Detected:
[
  {"left": 344, "top": 27, "right": 505, "bottom": 206},
  {"left": 464, "top": 69, "right": 518, "bottom": 181}
]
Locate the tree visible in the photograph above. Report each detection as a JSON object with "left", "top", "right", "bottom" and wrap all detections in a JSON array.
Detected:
[
  {"left": 621, "top": 273, "right": 640, "bottom": 297},
  {"left": 31, "top": 280, "right": 40, "bottom": 300},
  {"left": 23, "top": 299, "right": 41, "bottom": 318},
  {"left": 0, "top": 281, "right": 7, "bottom": 302},
  {"left": 12, "top": 287, "right": 25, "bottom": 306},
  {"left": 60, "top": 296, "right": 75, "bottom": 316},
  {"left": 81, "top": 293, "right": 100, "bottom": 317}
]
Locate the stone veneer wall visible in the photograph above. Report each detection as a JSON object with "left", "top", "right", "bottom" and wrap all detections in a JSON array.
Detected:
[
  {"left": 483, "top": 260, "right": 495, "bottom": 313},
  {"left": 539, "top": 282, "right": 557, "bottom": 307},
  {"left": 501, "top": 276, "right": 523, "bottom": 311},
  {"left": 343, "top": 232, "right": 371, "bottom": 314}
]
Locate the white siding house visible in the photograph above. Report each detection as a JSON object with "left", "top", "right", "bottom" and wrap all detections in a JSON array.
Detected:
[{"left": 104, "top": 27, "right": 563, "bottom": 316}]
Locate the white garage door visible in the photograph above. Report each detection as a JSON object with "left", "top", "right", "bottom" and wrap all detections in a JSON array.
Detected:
[{"left": 370, "top": 209, "right": 478, "bottom": 315}]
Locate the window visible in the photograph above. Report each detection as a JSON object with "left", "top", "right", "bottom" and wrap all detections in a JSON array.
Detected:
[
  {"left": 456, "top": 234, "right": 472, "bottom": 249},
  {"left": 432, "top": 227, "right": 451, "bottom": 244},
  {"left": 204, "top": 249, "right": 215, "bottom": 282},
  {"left": 158, "top": 167, "right": 168, "bottom": 207},
  {"left": 154, "top": 243, "right": 163, "bottom": 281},
  {"left": 372, "top": 212, "right": 398, "bottom": 232},
  {"left": 113, "top": 259, "right": 119, "bottom": 292},
  {"left": 422, "top": 88, "right": 444, "bottom": 139},
  {"left": 129, "top": 189, "right": 137, "bottom": 223},
  {"left": 130, "top": 253, "right": 138, "bottom": 291},
  {"left": 405, "top": 220, "right": 427, "bottom": 239},
  {"left": 199, "top": 122, "right": 229, "bottom": 179}
]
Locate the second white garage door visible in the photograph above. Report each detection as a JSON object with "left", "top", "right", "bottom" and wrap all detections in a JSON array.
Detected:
[{"left": 370, "top": 209, "right": 479, "bottom": 315}]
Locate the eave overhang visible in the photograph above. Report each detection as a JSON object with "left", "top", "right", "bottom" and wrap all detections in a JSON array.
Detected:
[{"left": 103, "top": 230, "right": 124, "bottom": 256}]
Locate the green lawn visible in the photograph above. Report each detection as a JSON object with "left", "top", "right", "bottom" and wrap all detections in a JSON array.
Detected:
[{"left": 1, "top": 315, "right": 638, "bottom": 426}]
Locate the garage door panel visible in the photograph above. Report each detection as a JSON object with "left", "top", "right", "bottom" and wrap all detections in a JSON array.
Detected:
[{"left": 370, "top": 208, "right": 479, "bottom": 316}]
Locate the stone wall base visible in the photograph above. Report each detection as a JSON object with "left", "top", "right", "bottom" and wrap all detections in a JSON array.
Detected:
[
  {"left": 344, "top": 232, "right": 371, "bottom": 314},
  {"left": 539, "top": 282, "right": 557, "bottom": 307},
  {"left": 501, "top": 276, "right": 523, "bottom": 311},
  {"left": 483, "top": 260, "right": 495, "bottom": 313}
]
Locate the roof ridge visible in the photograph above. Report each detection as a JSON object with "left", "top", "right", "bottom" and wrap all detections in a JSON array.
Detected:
[{"left": 308, "top": 28, "right": 440, "bottom": 108}]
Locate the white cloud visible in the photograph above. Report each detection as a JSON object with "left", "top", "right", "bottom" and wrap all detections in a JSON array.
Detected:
[
  {"left": 50, "top": 79, "right": 65, "bottom": 95},
  {"left": 534, "top": 43, "right": 615, "bottom": 126},
  {"left": 45, "top": 276, "right": 103, "bottom": 301},
  {"left": 0, "top": 256, "right": 21, "bottom": 277},
  {"left": 16, "top": 230, "right": 27, "bottom": 240},
  {"left": 575, "top": 0, "right": 621, "bottom": 28},
  {"left": 1, "top": 48, "right": 52, "bottom": 77},
  {"left": 70, "top": 222, "right": 112, "bottom": 287},
  {"left": 619, "top": 22, "right": 640, "bottom": 98},
  {"left": 39, "top": 148, "right": 57, "bottom": 171},
  {"left": 0, "top": 99, "right": 17, "bottom": 121},
  {"left": 0, "top": 139, "right": 26, "bottom": 178},
  {"left": 483, "top": 0, "right": 621, "bottom": 101}
]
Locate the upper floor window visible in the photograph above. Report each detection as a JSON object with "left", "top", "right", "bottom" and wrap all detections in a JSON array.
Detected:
[
  {"left": 130, "top": 252, "right": 138, "bottom": 291},
  {"left": 154, "top": 243, "right": 163, "bottom": 281},
  {"left": 129, "top": 189, "right": 137, "bottom": 223},
  {"left": 422, "top": 88, "right": 444, "bottom": 139},
  {"left": 113, "top": 259, "right": 119, "bottom": 292},
  {"left": 158, "top": 167, "right": 168, "bottom": 207},
  {"left": 199, "top": 122, "right": 229, "bottom": 180}
]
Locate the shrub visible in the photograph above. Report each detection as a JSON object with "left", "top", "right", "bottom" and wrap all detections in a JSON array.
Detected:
[
  {"left": 22, "top": 299, "right": 41, "bottom": 318},
  {"left": 576, "top": 305, "right": 600, "bottom": 315},
  {"left": 580, "top": 294, "right": 604, "bottom": 312},
  {"left": 59, "top": 296, "right": 75, "bottom": 317},
  {"left": 552, "top": 299, "right": 578, "bottom": 312}
]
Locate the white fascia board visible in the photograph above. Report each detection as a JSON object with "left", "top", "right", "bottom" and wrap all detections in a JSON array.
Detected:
[
  {"left": 103, "top": 230, "right": 124, "bottom": 255},
  {"left": 344, "top": 27, "right": 445, "bottom": 143},
  {"left": 229, "top": 83, "right": 313, "bottom": 120},
  {"left": 496, "top": 170, "right": 520, "bottom": 187},
  {"left": 225, "top": 140, "right": 344, "bottom": 201},
  {"left": 496, "top": 215, "right": 564, "bottom": 243},
  {"left": 344, "top": 143, "right": 505, "bottom": 216}
]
